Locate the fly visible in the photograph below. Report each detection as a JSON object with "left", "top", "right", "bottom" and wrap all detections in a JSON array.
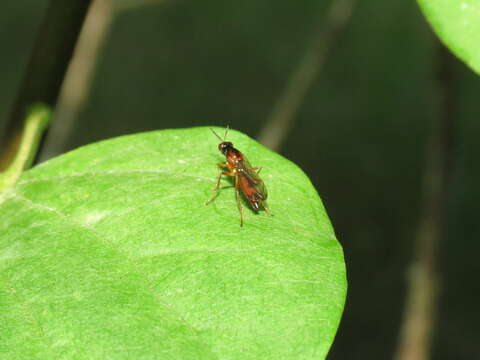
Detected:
[{"left": 205, "top": 126, "right": 272, "bottom": 226}]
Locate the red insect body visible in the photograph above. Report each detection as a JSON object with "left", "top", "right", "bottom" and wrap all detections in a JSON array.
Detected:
[{"left": 206, "top": 127, "right": 271, "bottom": 226}]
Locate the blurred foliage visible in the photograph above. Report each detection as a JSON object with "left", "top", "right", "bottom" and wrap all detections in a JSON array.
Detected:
[
  {"left": 418, "top": 0, "right": 480, "bottom": 75},
  {"left": 1, "top": 0, "right": 480, "bottom": 358},
  {"left": 0, "top": 1, "right": 49, "bottom": 136}
]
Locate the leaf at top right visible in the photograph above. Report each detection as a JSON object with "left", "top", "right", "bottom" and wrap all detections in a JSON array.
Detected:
[{"left": 418, "top": 0, "right": 480, "bottom": 75}]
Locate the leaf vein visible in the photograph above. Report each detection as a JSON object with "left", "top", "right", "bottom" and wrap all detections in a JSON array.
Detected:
[
  {"left": 12, "top": 192, "right": 214, "bottom": 356},
  {"left": 17, "top": 169, "right": 213, "bottom": 185},
  {"left": 0, "top": 275, "right": 57, "bottom": 357}
]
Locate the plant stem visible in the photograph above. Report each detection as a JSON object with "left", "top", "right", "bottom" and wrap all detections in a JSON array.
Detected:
[
  {"left": 39, "top": 0, "right": 114, "bottom": 161},
  {"left": 0, "top": 104, "right": 51, "bottom": 193},
  {"left": 1, "top": 0, "right": 92, "bottom": 166},
  {"left": 393, "top": 43, "right": 455, "bottom": 360},
  {"left": 39, "top": 0, "right": 174, "bottom": 161},
  {"left": 257, "top": 0, "right": 355, "bottom": 151}
]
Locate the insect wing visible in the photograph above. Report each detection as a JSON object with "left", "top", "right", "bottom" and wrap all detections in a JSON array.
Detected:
[{"left": 236, "top": 159, "right": 267, "bottom": 202}]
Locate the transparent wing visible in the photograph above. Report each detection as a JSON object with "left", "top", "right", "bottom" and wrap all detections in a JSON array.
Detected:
[{"left": 236, "top": 158, "right": 267, "bottom": 201}]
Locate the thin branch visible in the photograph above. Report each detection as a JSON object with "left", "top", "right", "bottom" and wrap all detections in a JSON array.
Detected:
[
  {"left": 39, "top": 0, "right": 174, "bottom": 161},
  {"left": 116, "top": 0, "right": 172, "bottom": 11},
  {"left": 257, "top": 0, "right": 355, "bottom": 151},
  {"left": 39, "top": 0, "right": 115, "bottom": 161},
  {"left": 2, "top": 1, "right": 92, "bottom": 156},
  {"left": 393, "top": 43, "right": 455, "bottom": 360}
]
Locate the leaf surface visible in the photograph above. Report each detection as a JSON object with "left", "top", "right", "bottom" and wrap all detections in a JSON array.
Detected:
[
  {"left": 418, "top": 0, "right": 480, "bottom": 74},
  {"left": 0, "top": 127, "right": 346, "bottom": 359}
]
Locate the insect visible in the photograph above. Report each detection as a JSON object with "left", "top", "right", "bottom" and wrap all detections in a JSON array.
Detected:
[{"left": 205, "top": 126, "right": 272, "bottom": 226}]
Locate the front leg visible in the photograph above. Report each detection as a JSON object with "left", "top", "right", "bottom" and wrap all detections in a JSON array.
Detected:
[
  {"left": 205, "top": 166, "right": 236, "bottom": 206},
  {"left": 252, "top": 166, "right": 263, "bottom": 174},
  {"left": 212, "top": 163, "right": 232, "bottom": 191}
]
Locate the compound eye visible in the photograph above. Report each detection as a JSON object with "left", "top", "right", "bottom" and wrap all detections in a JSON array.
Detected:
[{"left": 219, "top": 142, "right": 231, "bottom": 154}]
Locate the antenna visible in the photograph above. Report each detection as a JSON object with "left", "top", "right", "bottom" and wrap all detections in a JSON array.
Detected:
[
  {"left": 210, "top": 125, "right": 229, "bottom": 141},
  {"left": 223, "top": 125, "right": 229, "bottom": 140},
  {"left": 210, "top": 128, "right": 223, "bottom": 141}
]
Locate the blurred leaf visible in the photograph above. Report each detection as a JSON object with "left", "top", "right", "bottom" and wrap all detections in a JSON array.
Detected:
[
  {"left": 0, "top": 127, "right": 346, "bottom": 359},
  {"left": 418, "top": 0, "right": 480, "bottom": 74}
]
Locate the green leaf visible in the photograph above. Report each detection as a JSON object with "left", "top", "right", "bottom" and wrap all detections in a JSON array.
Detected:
[
  {"left": 0, "top": 127, "right": 346, "bottom": 359},
  {"left": 418, "top": 0, "right": 480, "bottom": 75}
]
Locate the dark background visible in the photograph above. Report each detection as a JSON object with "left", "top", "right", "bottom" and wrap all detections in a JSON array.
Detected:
[{"left": 1, "top": 0, "right": 479, "bottom": 358}]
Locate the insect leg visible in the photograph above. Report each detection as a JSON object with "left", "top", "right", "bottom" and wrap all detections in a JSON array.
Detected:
[
  {"left": 211, "top": 163, "right": 228, "bottom": 190},
  {"left": 211, "top": 166, "right": 236, "bottom": 192},
  {"left": 252, "top": 166, "right": 263, "bottom": 174},
  {"left": 205, "top": 169, "right": 236, "bottom": 205},
  {"left": 235, "top": 173, "right": 244, "bottom": 227},
  {"left": 205, "top": 168, "right": 224, "bottom": 205},
  {"left": 263, "top": 204, "right": 273, "bottom": 216}
]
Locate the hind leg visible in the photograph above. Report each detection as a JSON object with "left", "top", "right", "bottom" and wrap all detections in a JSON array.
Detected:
[
  {"left": 235, "top": 174, "right": 244, "bottom": 227},
  {"left": 263, "top": 204, "right": 273, "bottom": 216}
]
